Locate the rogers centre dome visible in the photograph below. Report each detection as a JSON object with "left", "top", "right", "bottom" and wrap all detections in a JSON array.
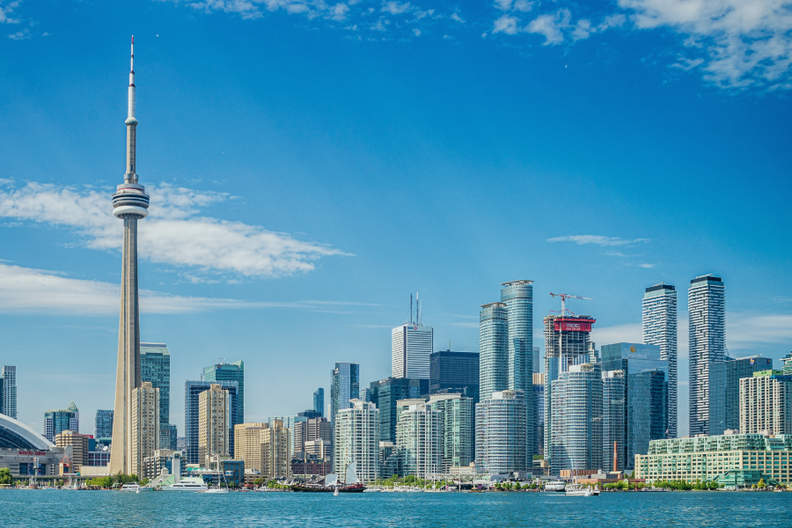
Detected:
[{"left": 0, "top": 414, "right": 54, "bottom": 450}]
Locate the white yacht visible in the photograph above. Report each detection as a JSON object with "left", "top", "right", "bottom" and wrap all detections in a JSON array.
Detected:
[
  {"left": 120, "top": 483, "right": 153, "bottom": 493},
  {"left": 162, "top": 477, "right": 209, "bottom": 492},
  {"left": 544, "top": 480, "right": 566, "bottom": 492},
  {"left": 565, "top": 484, "right": 594, "bottom": 497}
]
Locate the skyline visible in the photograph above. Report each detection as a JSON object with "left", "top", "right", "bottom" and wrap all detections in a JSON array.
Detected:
[{"left": 0, "top": 0, "right": 791, "bottom": 439}]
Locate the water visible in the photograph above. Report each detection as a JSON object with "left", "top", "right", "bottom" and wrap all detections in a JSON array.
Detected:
[{"left": 2, "top": 489, "right": 791, "bottom": 527}]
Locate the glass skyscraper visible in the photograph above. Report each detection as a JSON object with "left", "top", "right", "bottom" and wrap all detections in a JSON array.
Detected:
[
  {"left": 689, "top": 275, "right": 725, "bottom": 437},
  {"left": 429, "top": 350, "right": 479, "bottom": 403},
  {"left": 43, "top": 402, "right": 79, "bottom": 442},
  {"left": 602, "top": 370, "right": 625, "bottom": 471},
  {"left": 642, "top": 283, "right": 678, "bottom": 438},
  {"left": 710, "top": 355, "right": 772, "bottom": 435},
  {"left": 141, "top": 343, "right": 171, "bottom": 449},
  {"left": 1, "top": 366, "right": 17, "bottom": 420},
  {"left": 185, "top": 380, "right": 238, "bottom": 464},
  {"left": 95, "top": 409, "right": 114, "bottom": 440},
  {"left": 475, "top": 390, "right": 527, "bottom": 473},
  {"left": 202, "top": 361, "right": 245, "bottom": 427},
  {"left": 313, "top": 388, "right": 324, "bottom": 418},
  {"left": 331, "top": 363, "right": 360, "bottom": 425},
  {"left": 429, "top": 393, "right": 475, "bottom": 471},
  {"left": 479, "top": 302, "right": 508, "bottom": 401},
  {"left": 369, "top": 377, "right": 427, "bottom": 443}
]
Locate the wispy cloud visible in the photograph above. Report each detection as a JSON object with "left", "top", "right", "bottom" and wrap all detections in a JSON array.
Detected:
[
  {"left": 0, "top": 182, "right": 348, "bottom": 281},
  {"left": 547, "top": 235, "right": 650, "bottom": 247},
  {"left": 0, "top": 1, "right": 20, "bottom": 24},
  {"left": 727, "top": 313, "right": 792, "bottom": 351}
]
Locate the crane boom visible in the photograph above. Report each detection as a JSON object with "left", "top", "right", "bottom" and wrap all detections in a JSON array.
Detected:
[{"left": 549, "top": 292, "right": 592, "bottom": 316}]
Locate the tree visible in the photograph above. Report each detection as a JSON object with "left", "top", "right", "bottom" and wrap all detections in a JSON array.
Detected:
[
  {"left": 0, "top": 468, "right": 13, "bottom": 485},
  {"left": 758, "top": 478, "right": 766, "bottom": 489}
]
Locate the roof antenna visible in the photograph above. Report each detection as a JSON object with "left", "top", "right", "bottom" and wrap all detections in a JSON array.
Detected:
[{"left": 409, "top": 293, "right": 413, "bottom": 324}]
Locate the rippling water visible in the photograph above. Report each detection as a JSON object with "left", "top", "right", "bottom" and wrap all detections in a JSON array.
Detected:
[{"left": 3, "top": 489, "right": 791, "bottom": 527}]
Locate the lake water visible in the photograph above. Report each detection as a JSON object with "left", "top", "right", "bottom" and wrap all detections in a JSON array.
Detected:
[{"left": 2, "top": 489, "right": 791, "bottom": 527}]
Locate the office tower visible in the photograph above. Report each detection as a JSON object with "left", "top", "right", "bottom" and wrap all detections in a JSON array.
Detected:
[
  {"left": 475, "top": 390, "right": 527, "bottom": 473},
  {"left": 601, "top": 343, "right": 668, "bottom": 469},
  {"left": 429, "top": 350, "right": 479, "bottom": 403},
  {"left": 710, "top": 356, "right": 773, "bottom": 435},
  {"left": 392, "top": 297, "right": 434, "bottom": 379},
  {"left": 313, "top": 388, "right": 324, "bottom": 417},
  {"left": 550, "top": 363, "right": 603, "bottom": 475},
  {"left": 198, "top": 384, "right": 231, "bottom": 468},
  {"left": 533, "top": 372, "right": 545, "bottom": 455},
  {"left": 396, "top": 400, "right": 442, "bottom": 478},
  {"left": 369, "top": 377, "right": 428, "bottom": 443},
  {"left": 140, "top": 343, "right": 171, "bottom": 449},
  {"left": 234, "top": 422, "right": 268, "bottom": 473},
  {"left": 131, "top": 381, "right": 159, "bottom": 476},
  {"left": 262, "top": 419, "right": 291, "bottom": 478},
  {"left": 740, "top": 371, "right": 792, "bottom": 435},
  {"left": 54, "top": 430, "right": 89, "bottom": 469},
  {"left": 160, "top": 424, "right": 177, "bottom": 451},
  {"left": 110, "top": 37, "right": 151, "bottom": 476},
  {"left": 479, "top": 302, "right": 508, "bottom": 402},
  {"left": 643, "top": 283, "right": 678, "bottom": 438},
  {"left": 293, "top": 417, "right": 332, "bottom": 456},
  {"left": 428, "top": 393, "right": 475, "bottom": 471},
  {"left": 43, "top": 402, "right": 79, "bottom": 442},
  {"left": 543, "top": 313, "right": 595, "bottom": 464},
  {"left": 202, "top": 361, "right": 244, "bottom": 427},
  {"left": 688, "top": 274, "right": 725, "bottom": 437},
  {"left": 334, "top": 399, "right": 379, "bottom": 482},
  {"left": 1, "top": 366, "right": 17, "bottom": 419},
  {"left": 185, "top": 380, "right": 238, "bottom": 464},
  {"left": 331, "top": 363, "right": 360, "bottom": 425},
  {"left": 95, "top": 410, "right": 114, "bottom": 441},
  {"left": 602, "top": 370, "right": 625, "bottom": 472}
]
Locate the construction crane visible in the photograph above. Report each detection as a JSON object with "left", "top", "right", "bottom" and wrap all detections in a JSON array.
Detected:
[{"left": 549, "top": 292, "right": 592, "bottom": 317}]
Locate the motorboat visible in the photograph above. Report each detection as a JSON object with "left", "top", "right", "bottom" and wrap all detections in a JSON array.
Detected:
[
  {"left": 120, "top": 483, "right": 153, "bottom": 493},
  {"left": 162, "top": 477, "right": 209, "bottom": 492},
  {"left": 544, "top": 480, "right": 566, "bottom": 492},
  {"left": 565, "top": 484, "right": 594, "bottom": 497}
]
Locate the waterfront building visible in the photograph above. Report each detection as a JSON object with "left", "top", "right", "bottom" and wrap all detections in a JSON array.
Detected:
[
  {"left": 313, "top": 388, "right": 324, "bottom": 417},
  {"left": 234, "top": 422, "right": 268, "bottom": 473},
  {"left": 642, "top": 283, "right": 678, "bottom": 438},
  {"left": 54, "top": 430, "right": 89, "bottom": 470},
  {"left": 142, "top": 449, "right": 184, "bottom": 480},
  {"left": 185, "top": 380, "right": 238, "bottom": 464},
  {"left": 428, "top": 393, "right": 474, "bottom": 471},
  {"left": 602, "top": 370, "right": 626, "bottom": 471},
  {"left": 429, "top": 350, "right": 479, "bottom": 403},
  {"left": 95, "top": 410, "right": 114, "bottom": 440},
  {"left": 141, "top": 342, "right": 171, "bottom": 448},
  {"left": 43, "top": 402, "right": 79, "bottom": 442},
  {"left": 533, "top": 373, "right": 545, "bottom": 456},
  {"left": 331, "top": 363, "right": 360, "bottom": 426},
  {"left": 1, "top": 366, "right": 17, "bottom": 419},
  {"left": 162, "top": 423, "right": 177, "bottom": 451},
  {"left": 369, "top": 377, "right": 428, "bottom": 443},
  {"left": 334, "top": 399, "right": 379, "bottom": 482},
  {"left": 636, "top": 433, "right": 792, "bottom": 486},
  {"left": 109, "top": 38, "right": 152, "bottom": 475},
  {"left": 543, "top": 313, "right": 596, "bottom": 465},
  {"left": 689, "top": 274, "right": 726, "bottom": 437},
  {"left": 710, "top": 356, "right": 773, "bottom": 435},
  {"left": 781, "top": 352, "right": 792, "bottom": 375},
  {"left": 262, "top": 419, "right": 291, "bottom": 479},
  {"left": 392, "top": 297, "right": 433, "bottom": 379},
  {"left": 202, "top": 361, "right": 244, "bottom": 427},
  {"left": 740, "top": 371, "right": 792, "bottom": 435},
  {"left": 475, "top": 390, "right": 527, "bottom": 474},
  {"left": 293, "top": 417, "right": 332, "bottom": 458},
  {"left": 479, "top": 302, "right": 508, "bottom": 402},
  {"left": 0, "top": 414, "right": 76, "bottom": 477},
  {"left": 87, "top": 448, "right": 111, "bottom": 467},
  {"left": 396, "top": 400, "right": 442, "bottom": 478},
  {"left": 131, "top": 381, "right": 160, "bottom": 476},
  {"left": 198, "top": 384, "right": 231, "bottom": 468},
  {"left": 550, "top": 363, "right": 603, "bottom": 474}
]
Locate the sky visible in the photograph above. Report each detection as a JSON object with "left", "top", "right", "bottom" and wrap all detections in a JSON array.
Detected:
[{"left": 0, "top": 0, "right": 791, "bottom": 439}]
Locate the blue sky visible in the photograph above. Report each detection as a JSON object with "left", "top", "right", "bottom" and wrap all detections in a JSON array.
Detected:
[{"left": 0, "top": 0, "right": 791, "bottom": 438}]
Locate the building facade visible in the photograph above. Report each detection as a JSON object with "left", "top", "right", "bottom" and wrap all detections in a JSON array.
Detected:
[
  {"left": 334, "top": 399, "right": 379, "bottom": 482},
  {"left": 429, "top": 350, "right": 479, "bottom": 403},
  {"left": 234, "top": 422, "right": 268, "bottom": 473},
  {"left": 689, "top": 274, "right": 726, "bottom": 437},
  {"left": 369, "top": 377, "right": 428, "bottom": 443},
  {"left": 428, "top": 393, "right": 474, "bottom": 471},
  {"left": 313, "top": 388, "right": 324, "bottom": 417},
  {"left": 95, "top": 410, "right": 114, "bottom": 441},
  {"left": 43, "top": 403, "right": 79, "bottom": 442},
  {"left": 392, "top": 323, "right": 434, "bottom": 380},
  {"left": 533, "top": 372, "right": 545, "bottom": 456},
  {"left": 1, "top": 366, "right": 17, "bottom": 420},
  {"left": 475, "top": 390, "right": 527, "bottom": 474},
  {"left": 642, "top": 283, "right": 678, "bottom": 438},
  {"left": 740, "top": 371, "right": 792, "bottom": 435},
  {"left": 710, "top": 356, "right": 773, "bottom": 435},
  {"left": 602, "top": 370, "right": 626, "bottom": 472},
  {"left": 185, "top": 380, "right": 238, "bottom": 464},
  {"left": 131, "top": 381, "right": 160, "bottom": 476},
  {"left": 262, "top": 419, "right": 291, "bottom": 479},
  {"left": 396, "top": 400, "right": 442, "bottom": 478},
  {"left": 198, "top": 384, "right": 231, "bottom": 468},
  {"left": 293, "top": 417, "right": 333, "bottom": 458},
  {"left": 202, "top": 361, "right": 245, "bottom": 429},
  {"left": 331, "top": 363, "right": 360, "bottom": 426},
  {"left": 141, "top": 342, "right": 171, "bottom": 449}
]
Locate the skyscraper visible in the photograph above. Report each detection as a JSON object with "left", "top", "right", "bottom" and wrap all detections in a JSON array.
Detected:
[
  {"left": 428, "top": 393, "right": 475, "bottom": 471},
  {"left": 602, "top": 370, "right": 625, "bottom": 472},
  {"left": 202, "top": 361, "right": 244, "bottom": 427},
  {"left": 185, "top": 380, "right": 238, "bottom": 464},
  {"left": 334, "top": 399, "right": 379, "bottom": 482},
  {"left": 313, "top": 388, "right": 324, "bottom": 418},
  {"left": 396, "top": 400, "right": 442, "bottom": 478},
  {"left": 131, "top": 381, "right": 159, "bottom": 476},
  {"left": 141, "top": 343, "right": 171, "bottom": 449},
  {"left": 110, "top": 37, "right": 151, "bottom": 476},
  {"left": 262, "top": 419, "right": 291, "bottom": 478},
  {"left": 198, "top": 384, "right": 231, "bottom": 468},
  {"left": 689, "top": 274, "right": 725, "bottom": 437},
  {"left": 475, "top": 390, "right": 527, "bottom": 474},
  {"left": 429, "top": 350, "right": 479, "bottom": 403},
  {"left": 1, "top": 366, "right": 17, "bottom": 419},
  {"left": 709, "top": 355, "right": 772, "bottom": 435},
  {"left": 740, "top": 371, "right": 792, "bottom": 435},
  {"left": 643, "top": 283, "right": 678, "bottom": 438},
  {"left": 331, "top": 363, "right": 359, "bottom": 425},
  {"left": 95, "top": 410, "right": 114, "bottom": 440},
  {"left": 43, "top": 403, "right": 80, "bottom": 442},
  {"left": 369, "top": 377, "right": 428, "bottom": 443},
  {"left": 392, "top": 313, "right": 434, "bottom": 380}
]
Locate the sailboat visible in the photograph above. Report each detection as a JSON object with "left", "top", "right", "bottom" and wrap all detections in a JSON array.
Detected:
[
  {"left": 205, "top": 470, "right": 231, "bottom": 494},
  {"left": 292, "top": 463, "right": 366, "bottom": 493}
]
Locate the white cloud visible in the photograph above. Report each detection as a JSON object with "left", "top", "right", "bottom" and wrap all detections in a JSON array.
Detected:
[
  {"left": 412, "top": 27, "right": 421, "bottom": 36},
  {"left": 0, "top": 182, "right": 347, "bottom": 280},
  {"left": 493, "top": 14, "right": 519, "bottom": 35},
  {"left": 638, "top": 263, "right": 656, "bottom": 268},
  {"left": 450, "top": 12, "right": 464, "bottom": 23},
  {"left": 727, "top": 313, "right": 792, "bottom": 351},
  {"left": 7, "top": 28, "right": 28, "bottom": 40},
  {"left": 526, "top": 9, "right": 571, "bottom": 45},
  {"left": 547, "top": 235, "right": 650, "bottom": 247},
  {"left": 381, "top": 1, "right": 411, "bottom": 15},
  {"left": 0, "top": 1, "right": 19, "bottom": 24}
]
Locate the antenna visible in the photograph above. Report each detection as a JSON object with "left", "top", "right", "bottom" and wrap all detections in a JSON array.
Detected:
[
  {"left": 416, "top": 292, "right": 421, "bottom": 325},
  {"left": 410, "top": 294, "right": 413, "bottom": 325}
]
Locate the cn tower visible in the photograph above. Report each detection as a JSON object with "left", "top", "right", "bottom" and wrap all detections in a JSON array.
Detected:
[{"left": 109, "top": 36, "right": 150, "bottom": 475}]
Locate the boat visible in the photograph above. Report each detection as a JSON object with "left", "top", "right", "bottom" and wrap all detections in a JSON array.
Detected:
[
  {"left": 162, "top": 477, "right": 209, "bottom": 492},
  {"left": 544, "top": 480, "right": 566, "bottom": 492},
  {"left": 204, "top": 468, "right": 231, "bottom": 493},
  {"left": 120, "top": 483, "right": 153, "bottom": 493},
  {"left": 565, "top": 484, "right": 594, "bottom": 497},
  {"left": 292, "top": 463, "right": 366, "bottom": 493}
]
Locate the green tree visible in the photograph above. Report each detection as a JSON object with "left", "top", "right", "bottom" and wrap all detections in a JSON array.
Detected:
[
  {"left": 0, "top": 468, "right": 13, "bottom": 485},
  {"left": 758, "top": 478, "right": 766, "bottom": 489}
]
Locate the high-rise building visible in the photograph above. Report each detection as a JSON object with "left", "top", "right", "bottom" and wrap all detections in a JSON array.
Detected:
[
  {"left": 369, "top": 377, "right": 428, "bottom": 443},
  {"left": 294, "top": 417, "right": 333, "bottom": 457},
  {"left": 643, "top": 283, "right": 678, "bottom": 438},
  {"left": 428, "top": 393, "right": 474, "bottom": 471},
  {"left": 313, "top": 388, "right": 324, "bottom": 417},
  {"left": 141, "top": 343, "right": 171, "bottom": 449},
  {"left": 475, "top": 390, "right": 527, "bottom": 474},
  {"left": 131, "top": 381, "right": 159, "bottom": 476},
  {"left": 234, "top": 422, "right": 268, "bottom": 473},
  {"left": 262, "top": 419, "right": 291, "bottom": 479},
  {"left": 602, "top": 370, "right": 626, "bottom": 472},
  {"left": 533, "top": 372, "right": 545, "bottom": 456},
  {"left": 710, "top": 356, "right": 773, "bottom": 435},
  {"left": 543, "top": 313, "right": 596, "bottom": 464},
  {"left": 429, "top": 350, "right": 479, "bottom": 403},
  {"left": 161, "top": 424, "right": 177, "bottom": 451},
  {"left": 202, "top": 361, "right": 244, "bottom": 427},
  {"left": 331, "top": 363, "right": 360, "bottom": 425},
  {"left": 740, "top": 371, "right": 792, "bottom": 435},
  {"left": 782, "top": 352, "right": 792, "bottom": 375},
  {"left": 43, "top": 402, "right": 79, "bottom": 442},
  {"left": 396, "top": 400, "right": 442, "bottom": 478},
  {"left": 54, "top": 430, "right": 89, "bottom": 470},
  {"left": 479, "top": 302, "right": 508, "bottom": 402},
  {"left": 110, "top": 37, "right": 152, "bottom": 476},
  {"left": 550, "top": 363, "right": 603, "bottom": 474},
  {"left": 185, "top": 380, "right": 238, "bottom": 464},
  {"left": 198, "top": 384, "right": 231, "bottom": 468},
  {"left": 1, "top": 366, "right": 17, "bottom": 419},
  {"left": 334, "top": 399, "right": 379, "bottom": 482},
  {"left": 95, "top": 410, "right": 114, "bottom": 441},
  {"left": 392, "top": 323, "right": 434, "bottom": 380}
]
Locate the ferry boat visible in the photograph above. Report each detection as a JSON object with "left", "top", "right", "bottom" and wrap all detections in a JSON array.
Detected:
[
  {"left": 162, "top": 477, "right": 209, "bottom": 492},
  {"left": 544, "top": 480, "right": 566, "bottom": 492},
  {"left": 120, "top": 483, "right": 153, "bottom": 493},
  {"left": 565, "top": 484, "right": 594, "bottom": 497}
]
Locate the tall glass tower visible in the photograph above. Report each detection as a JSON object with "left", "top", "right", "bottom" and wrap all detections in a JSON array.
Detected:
[
  {"left": 313, "top": 388, "right": 324, "bottom": 418},
  {"left": 141, "top": 343, "right": 171, "bottom": 448},
  {"left": 0, "top": 366, "right": 16, "bottom": 419},
  {"left": 202, "top": 361, "right": 245, "bottom": 427},
  {"left": 479, "top": 302, "right": 508, "bottom": 401},
  {"left": 331, "top": 363, "right": 359, "bottom": 425},
  {"left": 642, "top": 283, "right": 678, "bottom": 438},
  {"left": 688, "top": 274, "right": 725, "bottom": 437}
]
